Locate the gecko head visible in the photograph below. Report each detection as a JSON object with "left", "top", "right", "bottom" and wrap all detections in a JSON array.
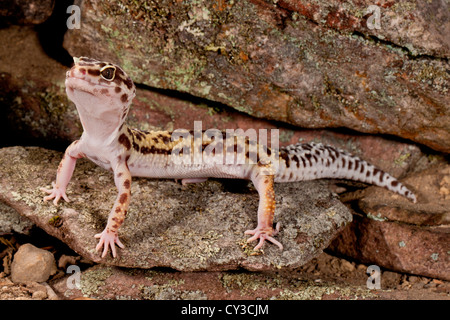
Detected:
[{"left": 65, "top": 57, "right": 136, "bottom": 125}]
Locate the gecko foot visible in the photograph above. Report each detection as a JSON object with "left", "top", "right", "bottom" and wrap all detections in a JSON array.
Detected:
[
  {"left": 94, "top": 228, "right": 125, "bottom": 258},
  {"left": 40, "top": 182, "right": 70, "bottom": 205},
  {"left": 244, "top": 224, "right": 283, "bottom": 251}
]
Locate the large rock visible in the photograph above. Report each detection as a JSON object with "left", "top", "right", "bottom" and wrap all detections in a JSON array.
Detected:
[
  {"left": 49, "top": 263, "right": 379, "bottom": 300},
  {"left": 50, "top": 259, "right": 450, "bottom": 300},
  {"left": 0, "top": 146, "right": 352, "bottom": 271},
  {"left": 329, "top": 163, "right": 450, "bottom": 281},
  {"left": 63, "top": 0, "right": 450, "bottom": 152},
  {"left": 0, "top": 25, "right": 425, "bottom": 177}
]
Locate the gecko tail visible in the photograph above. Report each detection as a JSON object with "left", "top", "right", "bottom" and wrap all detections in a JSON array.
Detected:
[{"left": 276, "top": 142, "right": 417, "bottom": 203}]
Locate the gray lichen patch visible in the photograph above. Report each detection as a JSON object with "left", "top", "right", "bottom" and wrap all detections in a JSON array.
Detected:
[{"left": 0, "top": 202, "right": 34, "bottom": 234}]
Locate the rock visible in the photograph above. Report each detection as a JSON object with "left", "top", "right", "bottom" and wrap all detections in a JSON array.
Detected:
[
  {"left": 63, "top": 0, "right": 450, "bottom": 152},
  {"left": 49, "top": 259, "right": 450, "bottom": 300},
  {"left": 31, "top": 290, "right": 47, "bottom": 300},
  {"left": 27, "top": 282, "right": 48, "bottom": 300},
  {"left": 0, "top": 277, "right": 58, "bottom": 300},
  {"left": 277, "top": 0, "right": 450, "bottom": 59},
  {"left": 50, "top": 264, "right": 379, "bottom": 300},
  {"left": 0, "top": 146, "right": 352, "bottom": 271},
  {"left": 10, "top": 243, "right": 57, "bottom": 283},
  {"left": 360, "top": 163, "right": 450, "bottom": 225},
  {"left": 329, "top": 215, "right": 449, "bottom": 281},
  {"left": 1, "top": 0, "right": 54, "bottom": 25},
  {"left": 0, "top": 201, "right": 33, "bottom": 235},
  {"left": 58, "top": 255, "right": 80, "bottom": 270},
  {"left": 42, "top": 282, "right": 59, "bottom": 300},
  {"left": 340, "top": 260, "right": 355, "bottom": 273},
  {"left": 329, "top": 163, "right": 450, "bottom": 281},
  {"left": 0, "top": 26, "right": 79, "bottom": 148}
]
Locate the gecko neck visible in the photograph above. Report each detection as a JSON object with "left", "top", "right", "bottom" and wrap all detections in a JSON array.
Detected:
[{"left": 75, "top": 102, "right": 126, "bottom": 145}]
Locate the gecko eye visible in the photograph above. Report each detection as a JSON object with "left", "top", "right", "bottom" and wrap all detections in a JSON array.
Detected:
[{"left": 100, "top": 66, "right": 116, "bottom": 81}]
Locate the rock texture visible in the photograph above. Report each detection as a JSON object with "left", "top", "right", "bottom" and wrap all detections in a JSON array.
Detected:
[
  {"left": 277, "top": 0, "right": 450, "bottom": 59},
  {"left": 0, "top": 276, "right": 58, "bottom": 300},
  {"left": 50, "top": 263, "right": 379, "bottom": 300},
  {"left": 1, "top": 0, "right": 55, "bottom": 25},
  {"left": 63, "top": 0, "right": 450, "bottom": 152},
  {"left": 50, "top": 257, "right": 450, "bottom": 300},
  {"left": 0, "top": 26, "right": 78, "bottom": 148},
  {"left": 330, "top": 163, "right": 450, "bottom": 281},
  {"left": 0, "top": 146, "right": 352, "bottom": 271},
  {"left": 0, "top": 202, "right": 33, "bottom": 235}
]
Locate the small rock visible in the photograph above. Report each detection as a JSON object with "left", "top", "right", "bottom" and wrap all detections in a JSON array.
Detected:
[
  {"left": 340, "top": 260, "right": 355, "bottom": 273},
  {"left": 423, "top": 282, "right": 437, "bottom": 289},
  {"left": 42, "top": 282, "right": 59, "bottom": 300},
  {"left": 11, "top": 243, "right": 57, "bottom": 283},
  {"left": 381, "top": 271, "right": 402, "bottom": 289},
  {"left": 58, "top": 254, "right": 79, "bottom": 270},
  {"left": 31, "top": 289, "right": 48, "bottom": 300}
]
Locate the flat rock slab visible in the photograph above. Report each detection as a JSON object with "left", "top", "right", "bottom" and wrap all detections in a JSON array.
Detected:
[{"left": 0, "top": 146, "right": 351, "bottom": 271}]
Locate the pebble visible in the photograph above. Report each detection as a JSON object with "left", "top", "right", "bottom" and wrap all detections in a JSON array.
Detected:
[
  {"left": 340, "top": 260, "right": 355, "bottom": 273},
  {"left": 31, "top": 289, "right": 48, "bottom": 300},
  {"left": 10, "top": 243, "right": 57, "bottom": 283}
]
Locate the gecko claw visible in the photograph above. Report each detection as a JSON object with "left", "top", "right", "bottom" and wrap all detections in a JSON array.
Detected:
[
  {"left": 244, "top": 227, "right": 283, "bottom": 251},
  {"left": 94, "top": 229, "right": 125, "bottom": 258}
]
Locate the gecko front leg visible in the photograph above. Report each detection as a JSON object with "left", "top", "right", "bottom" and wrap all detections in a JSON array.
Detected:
[
  {"left": 95, "top": 159, "right": 131, "bottom": 258},
  {"left": 41, "top": 140, "right": 83, "bottom": 205}
]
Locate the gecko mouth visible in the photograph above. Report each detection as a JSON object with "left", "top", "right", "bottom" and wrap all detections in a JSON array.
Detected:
[{"left": 66, "top": 75, "right": 112, "bottom": 95}]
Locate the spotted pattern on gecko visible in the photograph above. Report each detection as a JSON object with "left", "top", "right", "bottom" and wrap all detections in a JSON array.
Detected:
[{"left": 41, "top": 57, "right": 417, "bottom": 258}]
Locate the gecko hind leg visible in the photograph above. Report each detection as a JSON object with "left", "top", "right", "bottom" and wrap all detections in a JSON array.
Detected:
[{"left": 245, "top": 163, "right": 283, "bottom": 251}]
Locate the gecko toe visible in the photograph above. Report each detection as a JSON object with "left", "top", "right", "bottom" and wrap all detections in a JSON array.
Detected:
[
  {"left": 95, "top": 229, "right": 124, "bottom": 258},
  {"left": 245, "top": 227, "right": 284, "bottom": 251},
  {"left": 266, "top": 236, "right": 283, "bottom": 250}
]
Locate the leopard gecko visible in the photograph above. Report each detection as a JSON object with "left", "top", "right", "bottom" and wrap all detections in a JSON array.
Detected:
[{"left": 41, "top": 57, "right": 417, "bottom": 258}]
